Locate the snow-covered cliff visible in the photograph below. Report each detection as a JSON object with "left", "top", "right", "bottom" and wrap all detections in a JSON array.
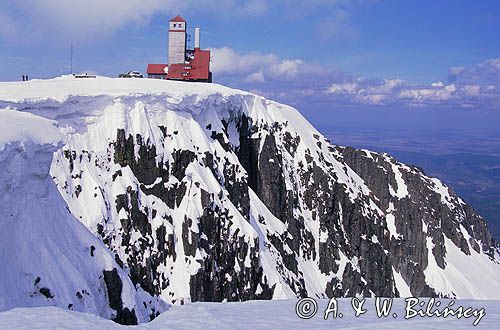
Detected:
[
  {"left": 0, "top": 76, "right": 498, "bottom": 322},
  {"left": 0, "top": 109, "right": 166, "bottom": 324}
]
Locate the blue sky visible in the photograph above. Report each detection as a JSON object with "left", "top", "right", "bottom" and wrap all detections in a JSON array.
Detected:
[{"left": 1, "top": 0, "right": 499, "bottom": 133}]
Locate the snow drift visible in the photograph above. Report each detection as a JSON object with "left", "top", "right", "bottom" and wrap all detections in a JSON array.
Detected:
[{"left": 0, "top": 109, "right": 166, "bottom": 324}]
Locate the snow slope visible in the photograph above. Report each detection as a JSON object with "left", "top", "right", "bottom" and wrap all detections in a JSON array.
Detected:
[
  {"left": 0, "top": 76, "right": 499, "bottom": 323},
  {"left": 0, "top": 109, "right": 166, "bottom": 323},
  {"left": 0, "top": 109, "right": 62, "bottom": 151},
  {"left": 0, "top": 299, "right": 499, "bottom": 330}
]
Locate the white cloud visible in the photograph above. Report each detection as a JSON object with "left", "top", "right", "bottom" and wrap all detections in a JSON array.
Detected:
[
  {"left": 326, "top": 82, "right": 359, "bottom": 94},
  {"left": 325, "top": 79, "right": 403, "bottom": 105},
  {"left": 367, "top": 79, "right": 403, "bottom": 93},
  {"left": 246, "top": 71, "right": 265, "bottom": 83},
  {"left": 0, "top": 0, "right": 275, "bottom": 43},
  {"left": 448, "top": 59, "right": 500, "bottom": 85},
  {"left": 211, "top": 47, "right": 277, "bottom": 74},
  {"left": 398, "top": 84, "right": 457, "bottom": 104},
  {"left": 449, "top": 66, "right": 465, "bottom": 75},
  {"left": 463, "top": 85, "right": 481, "bottom": 97},
  {"left": 210, "top": 54, "right": 500, "bottom": 109},
  {"left": 211, "top": 47, "right": 304, "bottom": 81},
  {"left": 0, "top": 0, "right": 178, "bottom": 42},
  {"left": 233, "top": 55, "right": 500, "bottom": 109},
  {"left": 321, "top": 61, "right": 500, "bottom": 109},
  {"left": 0, "top": 0, "right": 369, "bottom": 44},
  {"left": 268, "top": 59, "right": 303, "bottom": 79}
]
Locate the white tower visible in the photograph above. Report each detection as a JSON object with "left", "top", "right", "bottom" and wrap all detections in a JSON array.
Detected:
[{"left": 168, "top": 15, "right": 186, "bottom": 64}]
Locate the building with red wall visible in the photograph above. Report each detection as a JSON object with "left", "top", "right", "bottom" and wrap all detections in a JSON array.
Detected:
[{"left": 147, "top": 15, "right": 212, "bottom": 82}]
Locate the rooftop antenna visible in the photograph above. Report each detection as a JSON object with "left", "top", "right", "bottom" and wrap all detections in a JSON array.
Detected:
[{"left": 194, "top": 27, "right": 200, "bottom": 48}]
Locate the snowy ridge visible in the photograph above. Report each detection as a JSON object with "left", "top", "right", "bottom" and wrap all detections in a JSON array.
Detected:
[{"left": 0, "top": 77, "right": 499, "bottom": 324}]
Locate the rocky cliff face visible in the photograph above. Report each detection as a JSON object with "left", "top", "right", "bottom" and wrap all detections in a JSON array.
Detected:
[
  {"left": 336, "top": 147, "right": 497, "bottom": 297},
  {"left": 1, "top": 78, "right": 499, "bottom": 311}
]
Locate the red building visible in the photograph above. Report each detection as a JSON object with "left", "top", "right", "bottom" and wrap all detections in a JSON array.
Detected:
[{"left": 147, "top": 15, "right": 212, "bottom": 82}]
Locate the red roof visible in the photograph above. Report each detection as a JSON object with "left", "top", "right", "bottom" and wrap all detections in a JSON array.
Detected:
[
  {"left": 167, "top": 48, "right": 210, "bottom": 81},
  {"left": 146, "top": 64, "right": 168, "bottom": 75},
  {"left": 170, "top": 15, "right": 186, "bottom": 23}
]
